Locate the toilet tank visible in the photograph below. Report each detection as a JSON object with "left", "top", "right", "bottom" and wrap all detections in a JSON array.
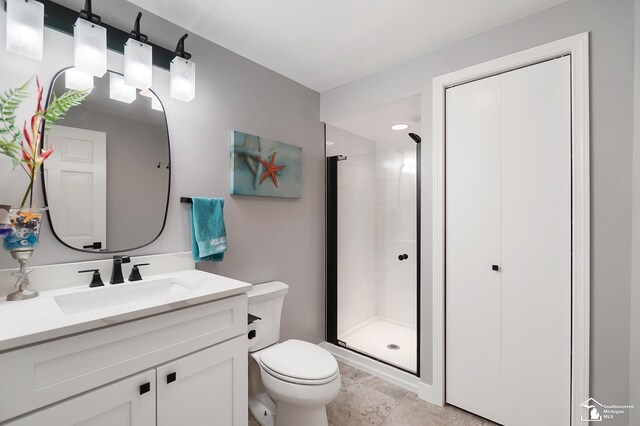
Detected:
[{"left": 247, "top": 281, "right": 289, "bottom": 352}]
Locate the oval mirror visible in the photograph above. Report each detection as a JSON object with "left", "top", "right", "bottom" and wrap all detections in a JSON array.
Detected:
[{"left": 42, "top": 69, "right": 171, "bottom": 253}]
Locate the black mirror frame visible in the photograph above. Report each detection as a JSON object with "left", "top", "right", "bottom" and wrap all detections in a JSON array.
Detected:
[{"left": 40, "top": 67, "right": 172, "bottom": 254}]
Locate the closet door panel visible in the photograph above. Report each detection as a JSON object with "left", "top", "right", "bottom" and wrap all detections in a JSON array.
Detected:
[
  {"left": 445, "top": 75, "right": 502, "bottom": 420},
  {"left": 499, "top": 56, "right": 571, "bottom": 425}
]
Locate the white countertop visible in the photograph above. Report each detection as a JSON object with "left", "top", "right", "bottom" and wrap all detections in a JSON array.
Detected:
[{"left": 0, "top": 269, "right": 252, "bottom": 353}]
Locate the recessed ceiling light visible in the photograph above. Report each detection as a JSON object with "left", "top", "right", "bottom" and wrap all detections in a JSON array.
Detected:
[
  {"left": 326, "top": 141, "right": 335, "bottom": 146},
  {"left": 390, "top": 123, "right": 409, "bottom": 131}
]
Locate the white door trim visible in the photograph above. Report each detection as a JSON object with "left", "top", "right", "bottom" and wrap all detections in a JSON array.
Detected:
[{"left": 431, "top": 32, "right": 590, "bottom": 425}]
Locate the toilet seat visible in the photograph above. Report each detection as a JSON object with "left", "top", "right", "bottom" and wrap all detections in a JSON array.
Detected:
[{"left": 257, "top": 339, "right": 339, "bottom": 385}]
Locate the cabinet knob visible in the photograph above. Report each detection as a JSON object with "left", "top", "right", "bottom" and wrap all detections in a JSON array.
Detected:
[
  {"left": 167, "top": 372, "right": 177, "bottom": 384},
  {"left": 398, "top": 254, "right": 409, "bottom": 261},
  {"left": 139, "top": 382, "right": 151, "bottom": 395},
  {"left": 492, "top": 265, "right": 500, "bottom": 271}
]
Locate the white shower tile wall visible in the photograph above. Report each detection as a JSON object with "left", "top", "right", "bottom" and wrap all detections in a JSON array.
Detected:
[
  {"left": 327, "top": 125, "right": 418, "bottom": 334},
  {"left": 374, "top": 138, "right": 417, "bottom": 327},
  {"left": 327, "top": 125, "right": 377, "bottom": 335}
]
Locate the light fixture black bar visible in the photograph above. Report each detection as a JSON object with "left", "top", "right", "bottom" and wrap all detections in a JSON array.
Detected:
[
  {"left": 79, "top": 0, "right": 100, "bottom": 24},
  {"left": 128, "top": 11, "right": 148, "bottom": 43},
  {"left": 174, "top": 33, "right": 191, "bottom": 60},
  {"left": 39, "top": 0, "right": 174, "bottom": 70}
]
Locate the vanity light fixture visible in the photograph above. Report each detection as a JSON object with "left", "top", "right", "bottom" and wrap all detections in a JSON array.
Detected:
[
  {"left": 139, "top": 88, "right": 152, "bottom": 97},
  {"left": 5, "top": 0, "right": 44, "bottom": 61},
  {"left": 390, "top": 123, "right": 409, "bottom": 131},
  {"left": 124, "top": 12, "right": 153, "bottom": 89},
  {"left": 170, "top": 34, "right": 196, "bottom": 102},
  {"left": 110, "top": 73, "right": 136, "bottom": 103},
  {"left": 65, "top": 68, "right": 94, "bottom": 91},
  {"left": 74, "top": 0, "right": 107, "bottom": 78}
]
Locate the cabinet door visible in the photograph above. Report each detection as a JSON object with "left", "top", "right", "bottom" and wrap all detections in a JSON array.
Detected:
[
  {"left": 6, "top": 370, "right": 155, "bottom": 426},
  {"left": 156, "top": 335, "right": 248, "bottom": 426}
]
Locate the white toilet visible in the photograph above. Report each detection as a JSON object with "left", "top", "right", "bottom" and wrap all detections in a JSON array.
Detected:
[{"left": 247, "top": 281, "right": 341, "bottom": 426}]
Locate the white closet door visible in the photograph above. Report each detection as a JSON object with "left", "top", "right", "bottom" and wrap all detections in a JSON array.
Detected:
[
  {"left": 445, "top": 56, "right": 571, "bottom": 426},
  {"left": 500, "top": 56, "right": 571, "bottom": 425},
  {"left": 445, "top": 74, "right": 502, "bottom": 420}
]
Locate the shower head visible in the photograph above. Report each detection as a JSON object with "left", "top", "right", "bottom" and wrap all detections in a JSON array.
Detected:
[{"left": 408, "top": 133, "right": 421, "bottom": 144}]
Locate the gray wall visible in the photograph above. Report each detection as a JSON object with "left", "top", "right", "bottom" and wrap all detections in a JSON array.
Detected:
[
  {"left": 322, "top": 0, "right": 635, "bottom": 422},
  {"left": 630, "top": 2, "right": 640, "bottom": 426},
  {"left": 0, "top": 1, "right": 325, "bottom": 344}
]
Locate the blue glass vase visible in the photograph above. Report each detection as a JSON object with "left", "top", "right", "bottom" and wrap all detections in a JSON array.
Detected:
[
  {"left": 3, "top": 208, "right": 47, "bottom": 301},
  {"left": 2, "top": 207, "right": 47, "bottom": 252}
]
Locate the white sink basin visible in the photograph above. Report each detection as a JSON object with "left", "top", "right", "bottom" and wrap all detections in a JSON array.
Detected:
[{"left": 54, "top": 278, "right": 195, "bottom": 314}]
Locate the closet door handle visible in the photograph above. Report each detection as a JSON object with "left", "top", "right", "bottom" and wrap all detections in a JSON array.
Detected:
[
  {"left": 166, "top": 372, "right": 177, "bottom": 384},
  {"left": 492, "top": 265, "right": 500, "bottom": 271}
]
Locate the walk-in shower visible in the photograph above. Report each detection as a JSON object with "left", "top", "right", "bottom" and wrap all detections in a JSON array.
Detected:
[{"left": 326, "top": 123, "right": 420, "bottom": 374}]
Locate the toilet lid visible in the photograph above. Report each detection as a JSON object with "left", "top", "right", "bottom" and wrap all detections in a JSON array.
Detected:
[{"left": 258, "top": 339, "right": 339, "bottom": 383}]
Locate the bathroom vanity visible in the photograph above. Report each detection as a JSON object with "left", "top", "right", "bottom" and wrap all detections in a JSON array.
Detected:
[{"left": 0, "top": 268, "right": 251, "bottom": 425}]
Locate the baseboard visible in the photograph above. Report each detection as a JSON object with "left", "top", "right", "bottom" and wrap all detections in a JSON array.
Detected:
[
  {"left": 320, "top": 341, "right": 420, "bottom": 393},
  {"left": 417, "top": 382, "right": 440, "bottom": 406}
]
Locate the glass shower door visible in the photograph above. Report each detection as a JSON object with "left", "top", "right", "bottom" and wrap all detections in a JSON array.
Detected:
[{"left": 327, "top": 135, "right": 419, "bottom": 374}]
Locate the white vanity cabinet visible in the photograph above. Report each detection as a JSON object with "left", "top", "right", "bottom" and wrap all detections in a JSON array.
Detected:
[
  {"left": 0, "top": 293, "right": 248, "bottom": 425},
  {"left": 6, "top": 369, "right": 157, "bottom": 426},
  {"left": 157, "top": 336, "right": 247, "bottom": 426}
]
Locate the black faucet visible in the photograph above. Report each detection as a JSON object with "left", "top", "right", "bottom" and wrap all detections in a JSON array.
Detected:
[{"left": 110, "top": 255, "right": 131, "bottom": 284}]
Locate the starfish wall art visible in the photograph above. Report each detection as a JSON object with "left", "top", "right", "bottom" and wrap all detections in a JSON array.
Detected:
[{"left": 230, "top": 131, "right": 302, "bottom": 198}]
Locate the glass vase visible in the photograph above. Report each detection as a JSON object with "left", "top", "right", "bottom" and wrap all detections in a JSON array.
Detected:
[
  {"left": 2, "top": 207, "right": 47, "bottom": 301},
  {"left": 3, "top": 207, "right": 47, "bottom": 252}
]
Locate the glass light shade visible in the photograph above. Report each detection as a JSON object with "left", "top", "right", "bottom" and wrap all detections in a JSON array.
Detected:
[
  {"left": 124, "top": 39, "right": 153, "bottom": 89},
  {"left": 74, "top": 18, "right": 107, "bottom": 77},
  {"left": 6, "top": 0, "right": 44, "bottom": 61},
  {"left": 170, "top": 57, "right": 195, "bottom": 102},
  {"left": 109, "top": 73, "right": 136, "bottom": 103},
  {"left": 139, "top": 88, "right": 153, "bottom": 98},
  {"left": 65, "top": 68, "right": 94, "bottom": 91}
]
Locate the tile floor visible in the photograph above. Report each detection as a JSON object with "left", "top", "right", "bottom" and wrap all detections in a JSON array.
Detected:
[{"left": 249, "top": 362, "right": 497, "bottom": 426}]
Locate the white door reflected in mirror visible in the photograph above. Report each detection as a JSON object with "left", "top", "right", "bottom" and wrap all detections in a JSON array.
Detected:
[{"left": 44, "top": 125, "right": 107, "bottom": 251}]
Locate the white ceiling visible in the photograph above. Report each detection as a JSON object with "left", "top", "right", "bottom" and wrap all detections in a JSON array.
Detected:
[
  {"left": 126, "top": 0, "right": 567, "bottom": 92},
  {"left": 328, "top": 95, "right": 421, "bottom": 144}
]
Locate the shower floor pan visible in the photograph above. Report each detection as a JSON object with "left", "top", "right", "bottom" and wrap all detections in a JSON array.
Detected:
[{"left": 339, "top": 316, "right": 417, "bottom": 373}]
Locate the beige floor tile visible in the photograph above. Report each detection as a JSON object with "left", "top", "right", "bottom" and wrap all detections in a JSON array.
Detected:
[
  {"left": 382, "top": 393, "right": 497, "bottom": 426},
  {"left": 248, "top": 363, "right": 492, "bottom": 426},
  {"left": 340, "top": 363, "right": 374, "bottom": 383},
  {"left": 356, "top": 375, "right": 411, "bottom": 401},
  {"left": 327, "top": 376, "right": 400, "bottom": 426}
]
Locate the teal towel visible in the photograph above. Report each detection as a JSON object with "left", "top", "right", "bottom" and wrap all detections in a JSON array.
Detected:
[{"left": 190, "top": 197, "right": 227, "bottom": 262}]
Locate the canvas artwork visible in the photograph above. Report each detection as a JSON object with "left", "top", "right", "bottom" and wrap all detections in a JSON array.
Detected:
[{"left": 230, "top": 131, "right": 303, "bottom": 198}]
